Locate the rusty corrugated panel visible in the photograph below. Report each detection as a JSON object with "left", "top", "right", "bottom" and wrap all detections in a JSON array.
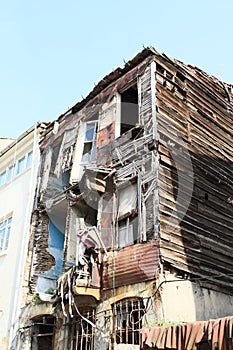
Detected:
[
  {"left": 102, "top": 240, "right": 159, "bottom": 289},
  {"left": 142, "top": 316, "right": 233, "bottom": 350}
]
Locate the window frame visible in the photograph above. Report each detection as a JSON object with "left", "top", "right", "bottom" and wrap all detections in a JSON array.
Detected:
[
  {"left": 0, "top": 150, "right": 33, "bottom": 187},
  {"left": 81, "top": 120, "right": 98, "bottom": 164},
  {"left": 0, "top": 216, "right": 12, "bottom": 253},
  {"left": 0, "top": 170, "right": 6, "bottom": 186},
  {"left": 112, "top": 298, "right": 144, "bottom": 346},
  {"left": 116, "top": 182, "right": 139, "bottom": 248}
]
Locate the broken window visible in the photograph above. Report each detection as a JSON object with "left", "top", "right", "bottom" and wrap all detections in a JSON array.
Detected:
[
  {"left": 81, "top": 121, "right": 98, "bottom": 163},
  {"left": 112, "top": 298, "right": 144, "bottom": 346},
  {"left": 0, "top": 215, "right": 12, "bottom": 252},
  {"left": 31, "top": 315, "right": 55, "bottom": 350},
  {"left": 117, "top": 184, "right": 138, "bottom": 248},
  {"left": 120, "top": 84, "right": 138, "bottom": 135}
]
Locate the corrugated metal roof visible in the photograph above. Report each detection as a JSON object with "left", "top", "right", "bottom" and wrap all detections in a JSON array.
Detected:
[{"left": 102, "top": 240, "right": 159, "bottom": 289}]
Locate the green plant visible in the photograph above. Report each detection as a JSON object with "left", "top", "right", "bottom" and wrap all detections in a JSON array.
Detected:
[
  {"left": 45, "top": 288, "right": 56, "bottom": 295},
  {"left": 31, "top": 293, "right": 44, "bottom": 306}
]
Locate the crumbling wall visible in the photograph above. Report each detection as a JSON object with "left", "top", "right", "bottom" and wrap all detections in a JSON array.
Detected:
[{"left": 29, "top": 210, "right": 56, "bottom": 294}]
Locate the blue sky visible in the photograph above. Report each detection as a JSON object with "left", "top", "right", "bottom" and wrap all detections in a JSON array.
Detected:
[{"left": 1, "top": 0, "right": 233, "bottom": 139}]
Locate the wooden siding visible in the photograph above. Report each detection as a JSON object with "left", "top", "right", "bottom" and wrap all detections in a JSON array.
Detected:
[{"left": 155, "top": 56, "right": 233, "bottom": 292}]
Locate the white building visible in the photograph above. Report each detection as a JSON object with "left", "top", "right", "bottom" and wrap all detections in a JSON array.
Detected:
[{"left": 0, "top": 124, "right": 45, "bottom": 350}]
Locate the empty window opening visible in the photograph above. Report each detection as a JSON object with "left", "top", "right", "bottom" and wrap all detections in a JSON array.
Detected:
[
  {"left": 120, "top": 84, "right": 138, "bottom": 135},
  {"left": 176, "top": 71, "right": 186, "bottom": 82},
  {"left": 112, "top": 298, "right": 144, "bottom": 345},
  {"left": 31, "top": 316, "right": 55, "bottom": 350},
  {"left": 156, "top": 64, "right": 165, "bottom": 75}
]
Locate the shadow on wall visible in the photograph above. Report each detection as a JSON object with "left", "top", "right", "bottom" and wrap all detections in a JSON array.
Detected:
[{"left": 159, "top": 149, "right": 233, "bottom": 320}]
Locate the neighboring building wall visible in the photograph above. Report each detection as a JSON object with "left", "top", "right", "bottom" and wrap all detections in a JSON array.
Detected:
[
  {"left": 0, "top": 126, "right": 42, "bottom": 349},
  {"left": 0, "top": 138, "right": 15, "bottom": 152},
  {"left": 155, "top": 273, "right": 233, "bottom": 323}
]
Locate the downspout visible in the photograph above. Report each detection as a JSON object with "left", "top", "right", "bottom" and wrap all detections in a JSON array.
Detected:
[{"left": 8, "top": 123, "right": 41, "bottom": 349}]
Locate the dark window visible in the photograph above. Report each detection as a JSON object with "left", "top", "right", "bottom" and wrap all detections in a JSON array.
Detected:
[
  {"left": 31, "top": 316, "right": 55, "bottom": 350},
  {"left": 120, "top": 84, "right": 138, "bottom": 135}
]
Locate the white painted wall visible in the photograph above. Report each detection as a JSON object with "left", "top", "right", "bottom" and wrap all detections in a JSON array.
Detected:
[
  {"left": 0, "top": 127, "right": 40, "bottom": 350},
  {"left": 157, "top": 272, "right": 233, "bottom": 323}
]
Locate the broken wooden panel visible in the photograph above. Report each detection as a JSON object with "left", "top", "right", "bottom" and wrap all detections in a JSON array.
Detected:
[
  {"left": 138, "top": 62, "right": 156, "bottom": 137},
  {"left": 39, "top": 113, "right": 80, "bottom": 207},
  {"left": 102, "top": 240, "right": 159, "bottom": 289},
  {"left": 155, "top": 55, "right": 233, "bottom": 293},
  {"left": 96, "top": 122, "right": 116, "bottom": 166},
  {"left": 29, "top": 210, "right": 56, "bottom": 293},
  {"left": 97, "top": 122, "right": 116, "bottom": 149},
  {"left": 99, "top": 95, "right": 118, "bottom": 132}
]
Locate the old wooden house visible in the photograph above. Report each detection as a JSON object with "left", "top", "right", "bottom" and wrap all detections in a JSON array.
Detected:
[{"left": 13, "top": 47, "right": 233, "bottom": 350}]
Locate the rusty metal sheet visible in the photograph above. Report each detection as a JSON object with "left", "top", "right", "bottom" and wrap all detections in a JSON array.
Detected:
[
  {"left": 102, "top": 240, "right": 159, "bottom": 289},
  {"left": 142, "top": 315, "right": 233, "bottom": 350}
]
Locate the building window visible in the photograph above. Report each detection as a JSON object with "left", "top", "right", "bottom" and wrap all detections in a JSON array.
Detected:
[
  {"left": 0, "top": 216, "right": 12, "bottom": 252},
  {"left": 31, "top": 315, "right": 55, "bottom": 350},
  {"left": 6, "top": 164, "right": 15, "bottom": 183},
  {"left": 120, "top": 84, "right": 138, "bottom": 135},
  {"left": 117, "top": 183, "right": 138, "bottom": 248},
  {"left": 0, "top": 171, "right": 6, "bottom": 187},
  {"left": 81, "top": 121, "right": 98, "bottom": 163},
  {"left": 26, "top": 151, "right": 33, "bottom": 168},
  {"left": 112, "top": 298, "right": 144, "bottom": 345},
  {"left": 69, "top": 308, "right": 96, "bottom": 350},
  {"left": 0, "top": 150, "right": 33, "bottom": 187},
  {"left": 118, "top": 216, "right": 138, "bottom": 248},
  {"left": 16, "top": 156, "right": 26, "bottom": 175}
]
